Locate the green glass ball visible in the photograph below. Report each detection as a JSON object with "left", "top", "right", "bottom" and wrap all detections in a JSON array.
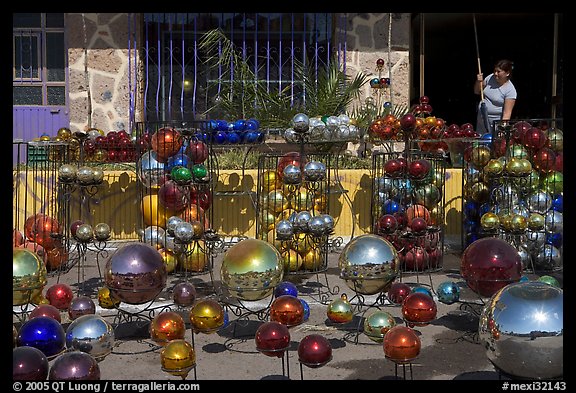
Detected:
[
  {"left": 171, "top": 166, "right": 192, "bottom": 183},
  {"left": 191, "top": 164, "right": 208, "bottom": 180}
]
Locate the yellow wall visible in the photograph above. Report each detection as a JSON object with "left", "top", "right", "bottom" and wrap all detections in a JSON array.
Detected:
[{"left": 13, "top": 168, "right": 463, "bottom": 240}]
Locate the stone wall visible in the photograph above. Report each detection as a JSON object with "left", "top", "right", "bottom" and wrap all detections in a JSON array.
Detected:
[{"left": 66, "top": 13, "right": 141, "bottom": 134}]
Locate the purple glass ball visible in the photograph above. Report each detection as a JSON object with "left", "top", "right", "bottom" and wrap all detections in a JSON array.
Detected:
[
  {"left": 13, "top": 346, "right": 49, "bottom": 381},
  {"left": 172, "top": 281, "right": 197, "bottom": 307},
  {"left": 68, "top": 296, "right": 96, "bottom": 320},
  {"left": 48, "top": 351, "right": 101, "bottom": 380}
]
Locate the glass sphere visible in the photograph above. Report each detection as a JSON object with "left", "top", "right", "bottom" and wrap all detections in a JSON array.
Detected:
[{"left": 479, "top": 282, "right": 563, "bottom": 379}]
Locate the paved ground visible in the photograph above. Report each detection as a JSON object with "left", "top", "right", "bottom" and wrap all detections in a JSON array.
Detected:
[{"left": 14, "top": 235, "right": 563, "bottom": 382}]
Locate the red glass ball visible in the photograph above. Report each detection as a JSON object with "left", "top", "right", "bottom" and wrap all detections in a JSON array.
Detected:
[
  {"left": 29, "top": 304, "right": 62, "bottom": 323},
  {"left": 270, "top": 295, "right": 305, "bottom": 327},
  {"left": 149, "top": 311, "right": 186, "bottom": 345},
  {"left": 32, "top": 215, "right": 61, "bottom": 249},
  {"left": 387, "top": 282, "right": 412, "bottom": 305},
  {"left": 70, "top": 220, "right": 84, "bottom": 238},
  {"left": 186, "top": 140, "right": 209, "bottom": 164},
  {"left": 408, "top": 159, "right": 431, "bottom": 180},
  {"left": 158, "top": 180, "right": 190, "bottom": 212},
  {"left": 409, "top": 217, "right": 428, "bottom": 234},
  {"left": 461, "top": 237, "right": 523, "bottom": 297},
  {"left": 172, "top": 282, "right": 197, "bottom": 307},
  {"left": 298, "top": 334, "right": 332, "bottom": 368},
  {"left": 45, "top": 283, "right": 74, "bottom": 310},
  {"left": 426, "top": 248, "right": 443, "bottom": 269},
  {"left": 13, "top": 229, "right": 24, "bottom": 247},
  {"left": 400, "top": 114, "right": 416, "bottom": 131},
  {"left": 377, "top": 214, "right": 398, "bottom": 234},
  {"left": 554, "top": 152, "right": 563, "bottom": 172},
  {"left": 376, "top": 58, "right": 385, "bottom": 67},
  {"left": 255, "top": 321, "right": 291, "bottom": 358},
  {"left": 419, "top": 95, "right": 429, "bottom": 104},
  {"left": 522, "top": 127, "right": 548, "bottom": 150},
  {"left": 277, "top": 152, "right": 302, "bottom": 179},
  {"left": 383, "top": 325, "right": 421, "bottom": 364},
  {"left": 402, "top": 246, "right": 429, "bottom": 271},
  {"left": 512, "top": 121, "right": 532, "bottom": 143},
  {"left": 190, "top": 188, "right": 213, "bottom": 211},
  {"left": 402, "top": 292, "right": 437, "bottom": 326},
  {"left": 532, "top": 147, "right": 557, "bottom": 173}
]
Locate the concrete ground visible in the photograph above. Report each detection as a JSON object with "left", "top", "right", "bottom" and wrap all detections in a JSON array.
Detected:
[{"left": 14, "top": 235, "right": 563, "bottom": 382}]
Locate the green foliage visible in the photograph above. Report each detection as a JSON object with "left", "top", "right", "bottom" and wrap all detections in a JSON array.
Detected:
[{"left": 199, "top": 28, "right": 370, "bottom": 129}]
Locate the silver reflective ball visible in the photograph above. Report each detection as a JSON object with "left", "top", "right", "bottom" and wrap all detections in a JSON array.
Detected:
[
  {"left": 142, "top": 225, "right": 166, "bottom": 249},
  {"left": 283, "top": 128, "right": 299, "bottom": 143},
  {"left": 293, "top": 211, "right": 312, "bottom": 233},
  {"left": 336, "top": 124, "right": 350, "bottom": 140},
  {"left": 534, "top": 244, "right": 562, "bottom": 271},
  {"left": 527, "top": 191, "right": 552, "bottom": 214},
  {"left": 92, "top": 168, "right": 105, "bottom": 185},
  {"left": 524, "top": 230, "right": 547, "bottom": 252},
  {"left": 303, "top": 161, "right": 326, "bottom": 182},
  {"left": 326, "top": 115, "right": 340, "bottom": 131},
  {"left": 308, "top": 216, "right": 327, "bottom": 237},
  {"left": 164, "top": 235, "right": 176, "bottom": 252},
  {"left": 348, "top": 124, "right": 360, "bottom": 141},
  {"left": 544, "top": 210, "right": 563, "bottom": 233},
  {"left": 282, "top": 164, "right": 302, "bottom": 184},
  {"left": 174, "top": 222, "right": 194, "bottom": 244},
  {"left": 76, "top": 224, "right": 94, "bottom": 242},
  {"left": 87, "top": 129, "right": 101, "bottom": 140},
  {"left": 517, "top": 246, "right": 533, "bottom": 270},
  {"left": 76, "top": 166, "right": 94, "bottom": 185},
  {"left": 276, "top": 219, "right": 294, "bottom": 240},
  {"left": 292, "top": 113, "right": 310, "bottom": 133},
  {"left": 479, "top": 281, "right": 563, "bottom": 379},
  {"left": 338, "top": 234, "right": 399, "bottom": 295},
  {"left": 321, "top": 214, "right": 335, "bottom": 233},
  {"left": 137, "top": 151, "right": 165, "bottom": 189},
  {"left": 58, "top": 164, "right": 77, "bottom": 183},
  {"left": 66, "top": 314, "right": 115, "bottom": 361},
  {"left": 166, "top": 216, "right": 184, "bottom": 236},
  {"left": 93, "top": 223, "right": 111, "bottom": 241},
  {"left": 337, "top": 114, "right": 350, "bottom": 125}
]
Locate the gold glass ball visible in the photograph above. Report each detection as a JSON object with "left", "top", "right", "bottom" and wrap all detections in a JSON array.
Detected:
[
  {"left": 282, "top": 249, "right": 303, "bottom": 272},
  {"left": 288, "top": 189, "right": 314, "bottom": 211},
  {"left": 363, "top": 310, "right": 396, "bottom": 343},
  {"left": 302, "top": 248, "right": 323, "bottom": 271},
  {"left": 189, "top": 299, "right": 225, "bottom": 334},
  {"left": 178, "top": 241, "right": 209, "bottom": 273},
  {"left": 509, "top": 213, "right": 528, "bottom": 233},
  {"left": 267, "top": 190, "right": 289, "bottom": 214},
  {"left": 260, "top": 170, "right": 281, "bottom": 193},
  {"left": 483, "top": 159, "right": 504, "bottom": 177},
  {"left": 76, "top": 166, "right": 94, "bottom": 185},
  {"left": 57, "top": 127, "right": 72, "bottom": 140},
  {"left": 327, "top": 294, "right": 354, "bottom": 323},
  {"left": 159, "top": 248, "right": 178, "bottom": 274},
  {"left": 480, "top": 212, "right": 500, "bottom": 231},
  {"left": 469, "top": 145, "right": 492, "bottom": 169},
  {"left": 13, "top": 248, "right": 48, "bottom": 306},
  {"left": 58, "top": 164, "right": 77, "bottom": 183},
  {"left": 507, "top": 143, "right": 529, "bottom": 159},
  {"left": 160, "top": 339, "right": 196, "bottom": 379},
  {"left": 545, "top": 128, "right": 563, "bottom": 152},
  {"left": 220, "top": 239, "right": 284, "bottom": 301},
  {"left": 97, "top": 286, "right": 121, "bottom": 309},
  {"left": 291, "top": 233, "right": 313, "bottom": 255},
  {"left": 92, "top": 168, "right": 105, "bottom": 184},
  {"left": 528, "top": 213, "right": 546, "bottom": 231}
]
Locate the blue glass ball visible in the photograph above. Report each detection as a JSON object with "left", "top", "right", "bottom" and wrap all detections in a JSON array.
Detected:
[
  {"left": 551, "top": 195, "right": 563, "bottom": 212},
  {"left": 245, "top": 119, "right": 259, "bottom": 131},
  {"left": 214, "top": 130, "right": 228, "bottom": 144},
  {"left": 208, "top": 120, "right": 218, "bottom": 131},
  {"left": 519, "top": 275, "right": 530, "bottom": 282},
  {"left": 256, "top": 131, "right": 265, "bottom": 143},
  {"left": 166, "top": 154, "right": 189, "bottom": 171},
  {"left": 436, "top": 281, "right": 460, "bottom": 304},
  {"left": 223, "top": 311, "right": 230, "bottom": 328},
  {"left": 275, "top": 281, "right": 298, "bottom": 298},
  {"left": 233, "top": 119, "right": 246, "bottom": 131},
  {"left": 227, "top": 131, "right": 241, "bottom": 144},
  {"left": 383, "top": 101, "right": 392, "bottom": 109},
  {"left": 546, "top": 232, "right": 562, "bottom": 249},
  {"left": 216, "top": 120, "right": 228, "bottom": 131},
  {"left": 383, "top": 199, "right": 400, "bottom": 215},
  {"left": 227, "top": 123, "right": 235, "bottom": 131},
  {"left": 463, "top": 200, "right": 480, "bottom": 219},
  {"left": 479, "top": 203, "right": 492, "bottom": 217},
  {"left": 244, "top": 131, "right": 259, "bottom": 144},
  {"left": 480, "top": 133, "right": 493, "bottom": 141},
  {"left": 412, "top": 286, "right": 433, "bottom": 298},
  {"left": 300, "top": 298, "right": 310, "bottom": 322},
  {"left": 17, "top": 316, "right": 66, "bottom": 358}
]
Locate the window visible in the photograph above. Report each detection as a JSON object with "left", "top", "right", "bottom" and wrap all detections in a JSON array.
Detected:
[
  {"left": 141, "top": 13, "right": 341, "bottom": 122},
  {"left": 13, "top": 13, "right": 67, "bottom": 106}
]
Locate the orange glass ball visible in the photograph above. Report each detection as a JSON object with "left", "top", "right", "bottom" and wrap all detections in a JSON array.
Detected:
[
  {"left": 383, "top": 325, "right": 421, "bottom": 364},
  {"left": 401, "top": 292, "right": 437, "bottom": 327},
  {"left": 270, "top": 295, "right": 305, "bottom": 327},
  {"left": 151, "top": 128, "right": 183, "bottom": 162},
  {"left": 150, "top": 311, "right": 186, "bottom": 346}
]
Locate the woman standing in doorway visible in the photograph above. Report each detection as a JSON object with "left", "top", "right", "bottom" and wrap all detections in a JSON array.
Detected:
[{"left": 474, "top": 59, "right": 517, "bottom": 134}]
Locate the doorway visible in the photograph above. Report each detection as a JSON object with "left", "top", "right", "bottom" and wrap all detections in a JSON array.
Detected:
[{"left": 411, "top": 13, "right": 563, "bottom": 127}]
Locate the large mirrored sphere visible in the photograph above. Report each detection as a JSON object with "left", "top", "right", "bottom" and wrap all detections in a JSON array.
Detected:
[
  {"left": 338, "top": 234, "right": 399, "bottom": 295},
  {"left": 220, "top": 239, "right": 284, "bottom": 301},
  {"left": 13, "top": 248, "right": 47, "bottom": 306},
  {"left": 65, "top": 314, "right": 115, "bottom": 360},
  {"left": 104, "top": 243, "right": 167, "bottom": 304},
  {"left": 479, "top": 282, "right": 563, "bottom": 379}
]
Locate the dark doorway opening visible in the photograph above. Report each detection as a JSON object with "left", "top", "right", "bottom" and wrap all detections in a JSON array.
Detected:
[{"left": 411, "top": 13, "right": 563, "bottom": 127}]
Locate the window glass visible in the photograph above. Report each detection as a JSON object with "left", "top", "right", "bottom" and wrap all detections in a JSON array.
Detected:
[
  {"left": 13, "top": 86, "right": 43, "bottom": 105},
  {"left": 47, "top": 86, "right": 66, "bottom": 105},
  {"left": 46, "top": 13, "right": 65, "bottom": 28},
  {"left": 13, "top": 13, "right": 41, "bottom": 28},
  {"left": 46, "top": 32, "right": 65, "bottom": 81},
  {"left": 14, "top": 35, "right": 40, "bottom": 80}
]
